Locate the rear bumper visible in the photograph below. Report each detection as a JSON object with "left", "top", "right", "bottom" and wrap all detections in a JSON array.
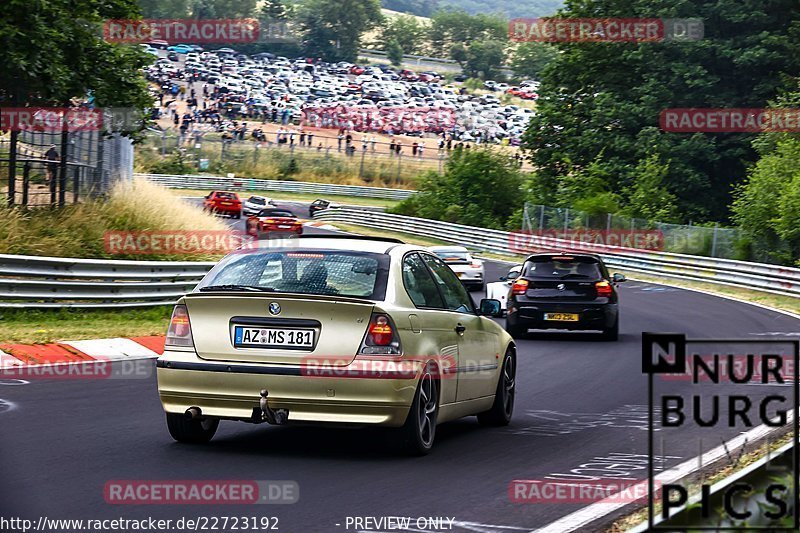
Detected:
[
  {"left": 507, "top": 302, "right": 617, "bottom": 331},
  {"left": 212, "top": 205, "right": 241, "bottom": 214},
  {"left": 156, "top": 351, "right": 419, "bottom": 427}
]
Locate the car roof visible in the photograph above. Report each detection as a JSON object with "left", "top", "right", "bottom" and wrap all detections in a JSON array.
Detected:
[
  {"left": 526, "top": 252, "right": 603, "bottom": 261},
  {"left": 429, "top": 245, "right": 468, "bottom": 253},
  {"left": 282, "top": 235, "right": 406, "bottom": 254}
]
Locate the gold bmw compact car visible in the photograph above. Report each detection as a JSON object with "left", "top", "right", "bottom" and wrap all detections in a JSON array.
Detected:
[{"left": 157, "top": 235, "right": 516, "bottom": 454}]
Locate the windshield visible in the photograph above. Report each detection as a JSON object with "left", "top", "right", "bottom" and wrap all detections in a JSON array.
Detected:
[
  {"left": 256, "top": 209, "right": 294, "bottom": 217},
  {"left": 433, "top": 250, "right": 470, "bottom": 262},
  {"left": 523, "top": 259, "right": 603, "bottom": 280},
  {"left": 197, "top": 250, "right": 390, "bottom": 299},
  {"left": 248, "top": 197, "right": 267, "bottom": 205}
]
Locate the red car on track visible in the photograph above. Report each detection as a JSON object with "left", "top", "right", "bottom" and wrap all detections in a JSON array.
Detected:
[
  {"left": 203, "top": 191, "right": 242, "bottom": 218},
  {"left": 247, "top": 208, "right": 304, "bottom": 237}
]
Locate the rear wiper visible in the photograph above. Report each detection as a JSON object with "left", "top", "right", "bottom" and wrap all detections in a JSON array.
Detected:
[
  {"left": 558, "top": 274, "right": 593, "bottom": 280},
  {"left": 199, "top": 285, "right": 276, "bottom": 292}
]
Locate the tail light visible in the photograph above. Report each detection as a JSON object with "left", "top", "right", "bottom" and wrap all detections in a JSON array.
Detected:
[
  {"left": 165, "top": 304, "right": 194, "bottom": 348},
  {"left": 595, "top": 281, "right": 613, "bottom": 298},
  {"left": 471, "top": 261, "right": 482, "bottom": 268},
  {"left": 263, "top": 218, "right": 276, "bottom": 224},
  {"left": 359, "top": 313, "right": 401, "bottom": 355},
  {"left": 511, "top": 279, "right": 529, "bottom": 295}
]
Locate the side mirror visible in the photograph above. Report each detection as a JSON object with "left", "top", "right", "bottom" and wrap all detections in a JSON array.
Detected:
[
  {"left": 479, "top": 299, "right": 503, "bottom": 318},
  {"left": 612, "top": 273, "right": 627, "bottom": 283}
]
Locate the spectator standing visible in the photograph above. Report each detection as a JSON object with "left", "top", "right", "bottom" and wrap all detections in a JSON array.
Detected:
[{"left": 44, "top": 145, "right": 59, "bottom": 184}]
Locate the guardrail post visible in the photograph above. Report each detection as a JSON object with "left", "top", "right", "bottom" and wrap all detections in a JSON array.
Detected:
[
  {"left": 73, "top": 166, "right": 80, "bottom": 204},
  {"left": 7, "top": 130, "right": 18, "bottom": 207},
  {"left": 21, "top": 162, "right": 30, "bottom": 206},
  {"left": 711, "top": 223, "right": 719, "bottom": 257}
]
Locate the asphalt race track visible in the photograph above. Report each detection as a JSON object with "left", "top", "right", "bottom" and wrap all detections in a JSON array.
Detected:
[{"left": 2, "top": 201, "right": 799, "bottom": 532}]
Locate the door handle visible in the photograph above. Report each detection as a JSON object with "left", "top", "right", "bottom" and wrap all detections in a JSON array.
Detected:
[{"left": 455, "top": 324, "right": 466, "bottom": 334}]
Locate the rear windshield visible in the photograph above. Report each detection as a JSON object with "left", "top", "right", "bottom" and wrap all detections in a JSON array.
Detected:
[
  {"left": 257, "top": 209, "right": 294, "bottom": 217},
  {"left": 248, "top": 197, "right": 267, "bottom": 205},
  {"left": 523, "top": 258, "right": 603, "bottom": 280},
  {"left": 215, "top": 192, "right": 237, "bottom": 199},
  {"left": 197, "top": 250, "right": 390, "bottom": 299},
  {"left": 433, "top": 250, "right": 469, "bottom": 262}
]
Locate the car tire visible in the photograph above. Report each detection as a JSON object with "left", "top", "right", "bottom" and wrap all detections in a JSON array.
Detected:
[
  {"left": 477, "top": 346, "right": 516, "bottom": 426},
  {"left": 166, "top": 412, "right": 219, "bottom": 444},
  {"left": 400, "top": 363, "right": 439, "bottom": 456},
  {"left": 602, "top": 318, "right": 619, "bottom": 341}
]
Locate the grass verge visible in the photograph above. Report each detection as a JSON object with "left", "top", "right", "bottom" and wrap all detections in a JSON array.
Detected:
[
  {"left": 0, "top": 307, "right": 172, "bottom": 344},
  {"left": 167, "top": 188, "right": 402, "bottom": 209}
]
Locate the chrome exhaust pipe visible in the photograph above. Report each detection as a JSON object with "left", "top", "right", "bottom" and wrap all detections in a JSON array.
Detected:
[{"left": 185, "top": 407, "right": 202, "bottom": 420}]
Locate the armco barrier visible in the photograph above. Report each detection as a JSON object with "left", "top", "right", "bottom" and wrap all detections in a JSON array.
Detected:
[
  {"left": 137, "top": 173, "right": 417, "bottom": 201},
  {"left": 0, "top": 254, "right": 214, "bottom": 308},
  {"left": 5, "top": 206, "right": 800, "bottom": 308},
  {"left": 314, "top": 208, "right": 800, "bottom": 297}
]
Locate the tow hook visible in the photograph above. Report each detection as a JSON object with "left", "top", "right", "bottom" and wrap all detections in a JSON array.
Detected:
[{"left": 259, "top": 389, "right": 289, "bottom": 425}]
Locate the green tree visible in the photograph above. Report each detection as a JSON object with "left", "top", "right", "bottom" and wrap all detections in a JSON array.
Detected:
[
  {"left": 0, "top": 0, "right": 152, "bottom": 135},
  {"left": 509, "top": 42, "right": 557, "bottom": 80},
  {"left": 386, "top": 39, "right": 404, "bottom": 67},
  {"left": 294, "top": 0, "right": 384, "bottom": 62},
  {"left": 522, "top": 0, "right": 800, "bottom": 222},
  {"left": 138, "top": 0, "right": 191, "bottom": 18},
  {"left": 190, "top": 0, "right": 257, "bottom": 18},
  {"left": 461, "top": 40, "right": 506, "bottom": 80},
  {"left": 427, "top": 10, "right": 506, "bottom": 58},
  {"left": 262, "top": 0, "right": 290, "bottom": 21},
  {"left": 390, "top": 149, "right": 525, "bottom": 228},
  {"left": 623, "top": 155, "right": 679, "bottom": 222},
  {"left": 381, "top": 15, "right": 426, "bottom": 56}
]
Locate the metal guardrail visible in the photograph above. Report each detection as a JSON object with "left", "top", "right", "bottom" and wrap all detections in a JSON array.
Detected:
[
  {"left": 137, "top": 173, "right": 417, "bottom": 201},
  {"left": 6, "top": 206, "right": 800, "bottom": 308},
  {"left": 0, "top": 254, "right": 214, "bottom": 308},
  {"left": 314, "top": 208, "right": 800, "bottom": 297}
]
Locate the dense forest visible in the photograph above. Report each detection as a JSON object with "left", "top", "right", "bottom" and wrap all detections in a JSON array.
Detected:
[{"left": 383, "top": 0, "right": 563, "bottom": 18}]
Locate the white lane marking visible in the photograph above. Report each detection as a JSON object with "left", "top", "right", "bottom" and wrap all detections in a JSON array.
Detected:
[
  {"left": 61, "top": 338, "right": 159, "bottom": 360},
  {"left": 532, "top": 414, "right": 787, "bottom": 532},
  {"left": 0, "top": 399, "right": 16, "bottom": 413},
  {"left": 533, "top": 278, "right": 800, "bottom": 532},
  {"left": 0, "top": 348, "right": 23, "bottom": 367},
  {"left": 0, "top": 379, "right": 29, "bottom": 386}
]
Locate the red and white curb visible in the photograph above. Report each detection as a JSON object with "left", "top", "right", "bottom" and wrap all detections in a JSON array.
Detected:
[
  {"left": 0, "top": 336, "right": 164, "bottom": 367},
  {"left": 302, "top": 220, "right": 339, "bottom": 231}
]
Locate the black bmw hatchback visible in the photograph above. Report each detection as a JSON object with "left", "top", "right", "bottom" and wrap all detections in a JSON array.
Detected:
[{"left": 505, "top": 252, "right": 626, "bottom": 340}]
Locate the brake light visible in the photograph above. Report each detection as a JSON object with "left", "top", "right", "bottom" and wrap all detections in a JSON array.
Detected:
[
  {"left": 165, "top": 304, "right": 194, "bottom": 347},
  {"left": 512, "top": 279, "right": 529, "bottom": 295},
  {"left": 263, "top": 218, "right": 276, "bottom": 224},
  {"left": 595, "top": 280, "right": 613, "bottom": 298},
  {"left": 471, "top": 261, "right": 482, "bottom": 268},
  {"left": 360, "top": 313, "right": 401, "bottom": 355}
]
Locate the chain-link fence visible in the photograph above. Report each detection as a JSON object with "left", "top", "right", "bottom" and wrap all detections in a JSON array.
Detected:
[
  {"left": 138, "top": 130, "right": 450, "bottom": 186},
  {"left": 521, "top": 204, "right": 745, "bottom": 259},
  {"left": 1, "top": 127, "right": 133, "bottom": 207}
]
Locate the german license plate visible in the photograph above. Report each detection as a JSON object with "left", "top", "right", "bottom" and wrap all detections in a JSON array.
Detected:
[
  {"left": 544, "top": 313, "right": 579, "bottom": 322},
  {"left": 233, "top": 326, "right": 314, "bottom": 349},
  {"left": 278, "top": 225, "right": 292, "bottom": 229}
]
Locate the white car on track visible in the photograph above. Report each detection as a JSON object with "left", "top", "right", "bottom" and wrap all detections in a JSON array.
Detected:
[
  {"left": 428, "top": 246, "right": 485, "bottom": 291},
  {"left": 485, "top": 264, "right": 523, "bottom": 315},
  {"left": 242, "top": 195, "right": 274, "bottom": 216}
]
